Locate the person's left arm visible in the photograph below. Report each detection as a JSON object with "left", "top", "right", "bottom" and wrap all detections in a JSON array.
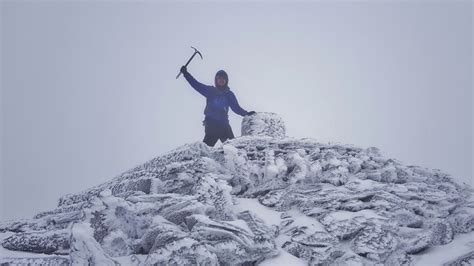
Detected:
[{"left": 228, "top": 91, "right": 250, "bottom": 116}]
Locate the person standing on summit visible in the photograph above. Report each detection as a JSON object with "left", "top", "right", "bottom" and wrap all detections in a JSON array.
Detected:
[{"left": 180, "top": 65, "right": 256, "bottom": 147}]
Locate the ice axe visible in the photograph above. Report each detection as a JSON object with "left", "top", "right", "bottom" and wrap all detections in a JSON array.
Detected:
[{"left": 176, "top": 46, "right": 203, "bottom": 79}]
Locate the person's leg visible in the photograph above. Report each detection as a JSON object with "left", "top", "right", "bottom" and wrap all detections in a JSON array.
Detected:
[
  {"left": 203, "top": 134, "right": 219, "bottom": 147},
  {"left": 203, "top": 120, "right": 219, "bottom": 147},
  {"left": 219, "top": 123, "right": 235, "bottom": 143}
]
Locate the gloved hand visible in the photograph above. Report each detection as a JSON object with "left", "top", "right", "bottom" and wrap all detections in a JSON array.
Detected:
[
  {"left": 247, "top": 111, "right": 256, "bottom": 116},
  {"left": 180, "top": 65, "right": 187, "bottom": 74}
]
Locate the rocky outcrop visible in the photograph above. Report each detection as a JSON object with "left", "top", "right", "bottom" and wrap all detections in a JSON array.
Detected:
[{"left": 1, "top": 112, "right": 473, "bottom": 265}]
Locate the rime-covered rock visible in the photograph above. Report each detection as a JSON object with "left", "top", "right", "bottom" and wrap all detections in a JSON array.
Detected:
[
  {"left": 185, "top": 213, "right": 278, "bottom": 265},
  {"left": 448, "top": 204, "right": 474, "bottom": 234},
  {"left": 1, "top": 113, "right": 473, "bottom": 265},
  {"left": 1, "top": 229, "right": 70, "bottom": 254},
  {"left": 319, "top": 212, "right": 368, "bottom": 240},
  {"left": 350, "top": 223, "right": 399, "bottom": 262},
  {"left": 0, "top": 256, "right": 69, "bottom": 265},
  {"left": 241, "top": 112, "right": 286, "bottom": 138},
  {"left": 443, "top": 251, "right": 474, "bottom": 265},
  {"left": 278, "top": 209, "right": 344, "bottom": 265},
  {"left": 69, "top": 222, "right": 119, "bottom": 265}
]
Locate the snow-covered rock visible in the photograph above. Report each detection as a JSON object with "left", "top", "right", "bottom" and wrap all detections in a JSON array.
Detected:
[
  {"left": 241, "top": 112, "right": 285, "bottom": 138},
  {"left": 1, "top": 112, "right": 473, "bottom": 265}
]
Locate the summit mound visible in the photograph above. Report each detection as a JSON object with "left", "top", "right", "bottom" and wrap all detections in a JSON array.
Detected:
[{"left": 1, "top": 112, "right": 473, "bottom": 265}]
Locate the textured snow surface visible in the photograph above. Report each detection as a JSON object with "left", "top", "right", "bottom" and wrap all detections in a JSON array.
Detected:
[{"left": 1, "top": 112, "right": 473, "bottom": 265}]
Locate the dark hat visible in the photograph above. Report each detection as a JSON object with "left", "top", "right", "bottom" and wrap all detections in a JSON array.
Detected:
[{"left": 215, "top": 70, "right": 228, "bottom": 87}]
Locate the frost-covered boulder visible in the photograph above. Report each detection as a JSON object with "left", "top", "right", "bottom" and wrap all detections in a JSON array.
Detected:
[
  {"left": 350, "top": 223, "right": 399, "bottom": 262},
  {"left": 1, "top": 229, "right": 70, "bottom": 254},
  {"left": 241, "top": 112, "right": 285, "bottom": 138},
  {"left": 69, "top": 222, "right": 119, "bottom": 265},
  {"left": 0, "top": 256, "right": 69, "bottom": 265},
  {"left": 1, "top": 113, "right": 473, "bottom": 265}
]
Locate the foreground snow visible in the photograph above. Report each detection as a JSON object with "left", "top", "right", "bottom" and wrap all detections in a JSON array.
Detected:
[
  {"left": 2, "top": 197, "right": 473, "bottom": 265},
  {"left": 1, "top": 112, "right": 473, "bottom": 265}
]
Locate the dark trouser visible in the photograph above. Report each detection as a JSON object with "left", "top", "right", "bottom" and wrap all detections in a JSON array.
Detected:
[{"left": 203, "top": 118, "right": 235, "bottom": 147}]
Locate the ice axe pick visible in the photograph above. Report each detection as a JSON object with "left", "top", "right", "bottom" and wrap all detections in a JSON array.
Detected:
[{"left": 176, "top": 46, "right": 203, "bottom": 79}]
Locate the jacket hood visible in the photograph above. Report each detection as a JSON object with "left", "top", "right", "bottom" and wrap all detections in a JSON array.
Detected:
[{"left": 215, "top": 70, "right": 229, "bottom": 89}]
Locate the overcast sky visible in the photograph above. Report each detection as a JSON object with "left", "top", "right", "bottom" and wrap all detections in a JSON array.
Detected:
[{"left": 1, "top": 1, "right": 472, "bottom": 221}]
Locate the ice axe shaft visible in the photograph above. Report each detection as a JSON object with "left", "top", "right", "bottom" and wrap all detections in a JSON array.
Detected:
[{"left": 176, "top": 46, "right": 203, "bottom": 79}]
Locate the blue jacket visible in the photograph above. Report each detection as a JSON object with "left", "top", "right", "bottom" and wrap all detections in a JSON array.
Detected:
[{"left": 183, "top": 71, "right": 249, "bottom": 124}]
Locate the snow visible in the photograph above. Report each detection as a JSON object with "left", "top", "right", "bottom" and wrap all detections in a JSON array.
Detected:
[
  {"left": 327, "top": 210, "right": 387, "bottom": 221},
  {"left": 69, "top": 222, "right": 119, "bottom": 265},
  {"left": 284, "top": 208, "right": 327, "bottom": 232},
  {"left": 0, "top": 224, "right": 305, "bottom": 266},
  {"left": 412, "top": 231, "right": 474, "bottom": 265},
  {"left": 259, "top": 237, "right": 307, "bottom": 266},
  {"left": 231, "top": 197, "right": 328, "bottom": 265},
  {"left": 346, "top": 178, "right": 386, "bottom": 191},
  {"left": 232, "top": 197, "right": 282, "bottom": 226}
]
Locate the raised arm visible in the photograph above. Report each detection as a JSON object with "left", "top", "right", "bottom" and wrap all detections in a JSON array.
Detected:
[
  {"left": 228, "top": 91, "right": 250, "bottom": 116},
  {"left": 182, "top": 71, "right": 212, "bottom": 98}
]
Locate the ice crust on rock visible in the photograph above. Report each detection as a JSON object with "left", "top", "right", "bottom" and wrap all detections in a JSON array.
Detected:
[
  {"left": 1, "top": 112, "right": 473, "bottom": 265},
  {"left": 241, "top": 112, "right": 285, "bottom": 138}
]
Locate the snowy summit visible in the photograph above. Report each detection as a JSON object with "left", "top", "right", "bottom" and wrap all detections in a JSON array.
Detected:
[{"left": 1, "top": 112, "right": 473, "bottom": 265}]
